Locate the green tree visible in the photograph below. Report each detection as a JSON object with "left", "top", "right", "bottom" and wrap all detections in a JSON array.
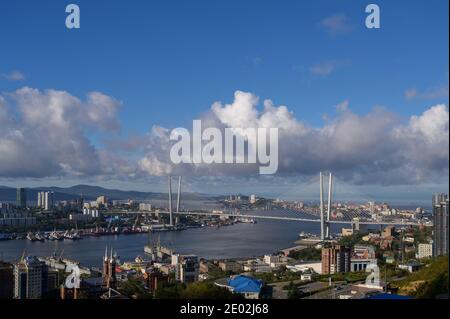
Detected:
[
  {"left": 154, "top": 282, "right": 185, "bottom": 299},
  {"left": 395, "top": 256, "right": 449, "bottom": 298},
  {"left": 414, "top": 272, "right": 449, "bottom": 299},
  {"left": 119, "top": 279, "right": 153, "bottom": 299},
  {"left": 339, "top": 233, "right": 365, "bottom": 247},
  {"left": 181, "top": 282, "right": 240, "bottom": 299},
  {"left": 286, "top": 281, "right": 303, "bottom": 299},
  {"left": 288, "top": 247, "right": 321, "bottom": 261}
]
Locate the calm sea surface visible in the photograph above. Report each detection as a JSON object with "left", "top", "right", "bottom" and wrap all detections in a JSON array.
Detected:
[{"left": 0, "top": 210, "right": 348, "bottom": 267}]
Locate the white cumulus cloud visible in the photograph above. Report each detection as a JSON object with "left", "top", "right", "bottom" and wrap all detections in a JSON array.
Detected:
[
  {"left": 0, "top": 87, "right": 122, "bottom": 178},
  {"left": 137, "top": 91, "right": 449, "bottom": 185}
]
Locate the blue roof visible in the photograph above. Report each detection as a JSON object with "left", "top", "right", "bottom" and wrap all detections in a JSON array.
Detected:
[
  {"left": 366, "top": 293, "right": 413, "bottom": 300},
  {"left": 227, "top": 275, "right": 263, "bottom": 294}
]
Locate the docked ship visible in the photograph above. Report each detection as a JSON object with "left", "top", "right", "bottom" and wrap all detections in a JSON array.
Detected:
[
  {"left": 35, "top": 232, "right": 45, "bottom": 242},
  {"left": 49, "top": 231, "right": 63, "bottom": 241},
  {"left": 298, "top": 231, "right": 315, "bottom": 239},
  {"left": 26, "top": 232, "right": 37, "bottom": 242},
  {"left": 63, "top": 230, "right": 81, "bottom": 240},
  {"left": 26, "top": 232, "right": 45, "bottom": 242},
  {"left": 144, "top": 235, "right": 175, "bottom": 263}
]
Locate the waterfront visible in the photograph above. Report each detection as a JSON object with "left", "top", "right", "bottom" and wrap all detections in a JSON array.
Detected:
[{"left": 0, "top": 217, "right": 347, "bottom": 267}]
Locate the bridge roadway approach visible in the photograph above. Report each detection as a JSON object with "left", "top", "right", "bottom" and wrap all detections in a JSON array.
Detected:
[{"left": 108, "top": 210, "right": 421, "bottom": 227}]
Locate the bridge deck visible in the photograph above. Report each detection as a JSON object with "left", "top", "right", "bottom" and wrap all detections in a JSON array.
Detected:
[{"left": 109, "top": 211, "right": 422, "bottom": 226}]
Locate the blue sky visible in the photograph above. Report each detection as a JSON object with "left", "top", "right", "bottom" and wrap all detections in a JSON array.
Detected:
[
  {"left": 0, "top": 0, "right": 448, "bottom": 202},
  {"left": 1, "top": 0, "right": 448, "bottom": 127}
]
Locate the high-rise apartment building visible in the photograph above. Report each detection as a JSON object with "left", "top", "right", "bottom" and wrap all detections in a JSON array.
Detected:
[
  {"left": 16, "top": 188, "right": 27, "bottom": 208},
  {"left": 433, "top": 194, "right": 449, "bottom": 257},
  {"left": 37, "top": 192, "right": 42, "bottom": 208},
  {"left": 37, "top": 191, "right": 54, "bottom": 210},
  {"left": 433, "top": 193, "right": 448, "bottom": 206},
  {"left": 174, "top": 254, "right": 199, "bottom": 283},
  {"left": 96, "top": 196, "right": 108, "bottom": 206},
  {"left": 14, "top": 256, "right": 46, "bottom": 299},
  {"left": 0, "top": 261, "right": 14, "bottom": 299},
  {"left": 322, "top": 244, "right": 351, "bottom": 275}
]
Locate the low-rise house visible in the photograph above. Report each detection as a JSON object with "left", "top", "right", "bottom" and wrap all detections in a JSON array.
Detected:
[
  {"left": 351, "top": 245, "right": 377, "bottom": 272},
  {"left": 300, "top": 273, "right": 313, "bottom": 281},
  {"left": 243, "top": 259, "right": 271, "bottom": 273},
  {"left": 218, "top": 261, "right": 242, "bottom": 273},
  {"left": 286, "top": 261, "right": 322, "bottom": 275},
  {"left": 215, "top": 275, "right": 268, "bottom": 299},
  {"left": 416, "top": 243, "right": 433, "bottom": 259},
  {"left": 398, "top": 260, "right": 423, "bottom": 273},
  {"left": 199, "top": 260, "right": 212, "bottom": 273}
]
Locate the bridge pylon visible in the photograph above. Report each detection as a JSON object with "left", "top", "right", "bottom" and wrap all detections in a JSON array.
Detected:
[{"left": 319, "top": 172, "right": 333, "bottom": 240}]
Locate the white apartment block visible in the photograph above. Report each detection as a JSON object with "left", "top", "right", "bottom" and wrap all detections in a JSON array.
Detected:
[{"left": 417, "top": 243, "right": 433, "bottom": 259}]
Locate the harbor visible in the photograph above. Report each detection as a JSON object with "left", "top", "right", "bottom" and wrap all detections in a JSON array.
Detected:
[{"left": 0, "top": 217, "right": 335, "bottom": 267}]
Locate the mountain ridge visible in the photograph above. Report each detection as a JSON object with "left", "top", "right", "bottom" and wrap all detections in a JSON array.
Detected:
[{"left": 0, "top": 184, "right": 211, "bottom": 202}]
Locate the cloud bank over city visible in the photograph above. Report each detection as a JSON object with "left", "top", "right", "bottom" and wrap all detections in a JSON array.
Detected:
[
  {"left": 0, "top": 87, "right": 122, "bottom": 178},
  {"left": 1, "top": 88, "right": 448, "bottom": 188}
]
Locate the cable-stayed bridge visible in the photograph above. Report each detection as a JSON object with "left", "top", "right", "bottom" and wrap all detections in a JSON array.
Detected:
[
  {"left": 111, "top": 209, "right": 421, "bottom": 227},
  {"left": 108, "top": 173, "right": 423, "bottom": 240}
]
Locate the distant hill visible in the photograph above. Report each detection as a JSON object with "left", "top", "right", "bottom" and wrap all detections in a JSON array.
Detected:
[{"left": 0, "top": 184, "right": 211, "bottom": 203}]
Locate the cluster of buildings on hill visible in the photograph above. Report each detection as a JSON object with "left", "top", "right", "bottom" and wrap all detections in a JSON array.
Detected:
[
  {"left": 321, "top": 244, "right": 376, "bottom": 275},
  {"left": 0, "top": 205, "right": 36, "bottom": 227},
  {"left": 1, "top": 191, "right": 449, "bottom": 299},
  {"left": 0, "top": 256, "right": 60, "bottom": 299}
]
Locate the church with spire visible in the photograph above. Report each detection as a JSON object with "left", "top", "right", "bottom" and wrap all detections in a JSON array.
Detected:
[{"left": 102, "top": 246, "right": 117, "bottom": 289}]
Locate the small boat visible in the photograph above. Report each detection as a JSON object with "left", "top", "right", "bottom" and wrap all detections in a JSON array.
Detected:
[
  {"left": 298, "top": 231, "right": 313, "bottom": 239},
  {"left": 63, "top": 230, "right": 79, "bottom": 240},
  {"left": 49, "top": 231, "right": 63, "bottom": 241},
  {"left": 239, "top": 218, "right": 257, "bottom": 224},
  {"left": 35, "top": 233, "right": 45, "bottom": 242},
  {"left": 26, "top": 232, "right": 37, "bottom": 241}
]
